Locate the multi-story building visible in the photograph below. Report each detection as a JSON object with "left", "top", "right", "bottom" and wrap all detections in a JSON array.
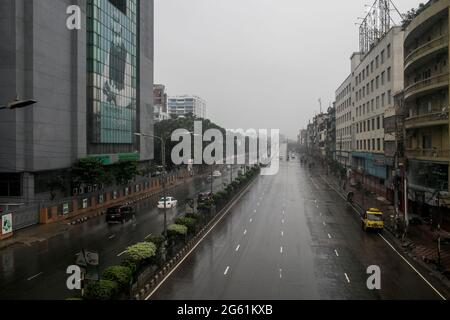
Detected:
[
  {"left": 352, "top": 26, "right": 404, "bottom": 197},
  {"left": 153, "top": 84, "right": 169, "bottom": 122},
  {"left": 403, "top": 0, "right": 450, "bottom": 223},
  {"left": 168, "top": 95, "right": 206, "bottom": 119},
  {"left": 0, "top": 0, "right": 154, "bottom": 203},
  {"left": 326, "top": 105, "right": 336, "bottom": 163},
  {"left": 335, "top": 74, "right": 353, "bottom": 168}
]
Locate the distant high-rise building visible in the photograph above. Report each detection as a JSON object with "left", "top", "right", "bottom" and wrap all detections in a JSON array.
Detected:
[
  {"left": 153, "top": 84, "right": 169, "bottom": 122},
  {"left": 168, "top": 95, "right": 206, "bottom": 119},
  {"left": 0, "top": 0, "right": 154, "bottom": 203}
]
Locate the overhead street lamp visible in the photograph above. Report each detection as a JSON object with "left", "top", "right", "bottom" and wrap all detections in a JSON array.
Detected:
[
  {"left": 134, "top": 132, "right": 169, "bottom": 238},
  {"left": 0, "top": 97, "right": 37, "bottom": 111},
  {"left": 135, "top": 130, "right": 201, "bottom": 238}
]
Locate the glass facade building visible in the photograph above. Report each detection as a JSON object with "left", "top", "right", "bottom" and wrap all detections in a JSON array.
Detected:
[{"left": 87, "top": 0, "right": 138, "bottom": 153}]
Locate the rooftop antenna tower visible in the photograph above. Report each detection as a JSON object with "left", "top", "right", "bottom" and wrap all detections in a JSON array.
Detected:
[{"left": 358, "top": 0, "right": 403, "bottom": 55}]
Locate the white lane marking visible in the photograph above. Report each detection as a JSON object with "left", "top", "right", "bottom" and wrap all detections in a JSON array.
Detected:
[
  {"left": 323, "top": 222, "right": 327, "bottom": 226},
  {"left": 335, "top": 249, "right": 339, "bottom": 257},
  {"left": 249, "top": 218, "right": 253, "bottom": 223},
  {"left": 244, "top": 229, "right": 247, "bottom": 235},
  {"left": 27, "top": 272, "right": 43, "bottom": 281},
  {"left": 257, "top": 202, "right": 260, "bottom": 206},
  {"left": 280, "top": 246, "right": 283, "bottom": 253},
  {"left": 379, "top": 234, "right": 446, "bottom": 300},
  {"left": 145, "top": 233, "right": 153, "bottom": 240},
  {"left": 144, "top": 176, "right": 257, "bottom": 300},
  {"left": 108, "top": 234, "right": 115, "bottom": 240},
  {"left": 321, "top": 175, "right": 447, "bottom": 300},
  {"left": 328, "top": 233, "right": 332, "bottom": 239},
  {"left": 279, "top": 269, "right": 283, "bottom": 279},
  {"left": 235, "top": 245, "right": 240, "bottom": 252},
  {"left": 224, "top": 266, "right": 230, "bottom": 276},
  {"left": 344, "top": 273, "right": 350, "bottom": 283},
  {"left": 281, "top": 231, "right": 284, "bottom": 237},
  {"left": 282, "top": 219, "right": 285, "bottom": 224},
  {"left": 117, "top": 251, "right": 127, "bottom": 257},
  {"left": 254, "top": 209, "right": 257, "bottom": 213}
]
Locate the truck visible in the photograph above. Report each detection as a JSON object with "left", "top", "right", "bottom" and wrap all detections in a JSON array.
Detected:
[{"left": 361, "top": 208, "right": 384, "bottom": 232}]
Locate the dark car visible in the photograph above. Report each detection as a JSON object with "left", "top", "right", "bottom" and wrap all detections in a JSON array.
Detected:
[
  {"left": 198, "top": 192, "right": 213, "bottom": 203},
  {"left": 106, "top": 205, "right": 135, "bottom": 224}
]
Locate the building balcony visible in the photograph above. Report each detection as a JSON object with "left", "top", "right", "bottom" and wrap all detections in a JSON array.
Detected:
[
  {"left": 405, "top": 148, "right": 450, "bottom": 162},
  {"left": 404, "top": 72, "right": 449, "bottom": 101},
  {"left": 404, "top": 111, "right": 449, "bottom": 129},
  {"left": 405, "top": 35, "right": 448, "bottom": 71}
]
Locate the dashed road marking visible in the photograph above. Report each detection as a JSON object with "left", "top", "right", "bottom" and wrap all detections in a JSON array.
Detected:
[
  {"left": 281, "top": 231, "right": 284, "bottom": 237},
  {"left": 244, "top": 229, "right": 247, "bottom": 235},
  {"left": 117, "top": 251, "right": 127, "bottom": 257},
  {"left": 235, "top": 245, "right": 240, "bottom": 252},
  {"left": 328, "top": 233, "right": 332, "bottom": 239},
  {"left": 279, "top": 269, "right": 283, "bottom": 279},
  {"left": 224, "top": 266, "right": 230, "bottom": 276},
  {"left": 344, "top": 273, "right": 350, "bottom": 283},
  {"left": 27, "top": 272, "right": 43, "bottom": 281},
  {"left": 335, "top": 249, "right": 339, "bottom": 257},
  {"left": 280, "top": 246, "right": 283, "bottom": 254}
]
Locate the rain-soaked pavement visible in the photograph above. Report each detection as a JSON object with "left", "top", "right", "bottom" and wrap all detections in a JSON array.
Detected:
[
  {"left": 149, "top": 160, "right": 448, "bottom": 300},
  {"left": 0, "top": 169, "right": 235, "bottom": 299},
  {"left": 1, "top": 160, "right": 448, "bottom": 300}
]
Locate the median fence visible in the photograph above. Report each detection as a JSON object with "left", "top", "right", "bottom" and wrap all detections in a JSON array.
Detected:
[{"left": 75, "top": 166, "right": 261, "bottom": 300}]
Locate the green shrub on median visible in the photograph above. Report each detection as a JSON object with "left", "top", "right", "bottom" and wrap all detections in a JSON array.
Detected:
[
  {"left": 175, "top": 217, "right": 197, "bottom": 234},
  {"left": 124, "top": 242, "right": 157, "bottom": 270},
  {"left": 84, "top": 279, "right": 119, "bottom": 300},
  {"left": 102, "top": 266, "right": 133, "bottom": 291},
  {"left": 168, "top": 223, "right": 188, "bottom": 237}
]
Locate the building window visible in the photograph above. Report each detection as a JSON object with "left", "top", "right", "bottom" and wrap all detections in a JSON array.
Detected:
[
  {"left": 372, "top": 139, "right": 376, "bottom": 151},
  {"left": 371, "top": 61, "right": 374, "bottom": 73},
  {"left": 376, "top": 56, "right": 379, "bottom": 68},
  {"left": 422, "top": 135, "right": 432, "bottom": 149},
  {"left": 381, "top": 50, "right": 385, "bottom": 64},
  {"left": 377, "top": 117, "right": 380, "bottom": 130},
  {"left": 381, "top": 71, "right": 385, "bottom": 85},
  {"left": 377, "top": 138, "right": 381, "bottom": 151},
  {"left": 376, "top": 76, "right": 379, "bottom": 89},
  {"left": 387, "top": 44, "right": 391, "bottom": 58},
  {"left": 387, "top": 67, "right": 391, "bottom": 82},
  {"left": 382, "top": 93, "right": 386, "bottom": 107},
  {"left": 388, "top": 90, "right": 392, "bottom": 105}
]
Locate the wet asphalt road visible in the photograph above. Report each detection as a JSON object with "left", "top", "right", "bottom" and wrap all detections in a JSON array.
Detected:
[
  {"left": 0, "top": 169, "right": 236, "bottom": 300},
  {"left": 149, "top": 160, "right": 448, "bottom": 300}
]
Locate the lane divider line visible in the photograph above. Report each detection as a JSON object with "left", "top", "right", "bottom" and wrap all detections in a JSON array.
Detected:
[
  {"left": 27, "top": 272, "right": 43, "bottom": 281},
  {"left": 235, "top": 245, "right": 240, "bottom": 252},
  {"left": 145, "top": 177, "right": 258, "bottom": 300},
  {"left": 379, "top": 234, "right": 446, "bottom": 300},
  {"left": 344, "top": 273, "right": 350, "bottom": 283},
  {"left": 224, "top": 266, "right": 230, "bottom": 276},
  {"left": 320, "top": 175, "right": 447, "bottom": 300}
]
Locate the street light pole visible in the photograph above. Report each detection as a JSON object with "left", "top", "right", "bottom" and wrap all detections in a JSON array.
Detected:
[{"left": 0, "top": 97, "right": 37, "bottom": 111}]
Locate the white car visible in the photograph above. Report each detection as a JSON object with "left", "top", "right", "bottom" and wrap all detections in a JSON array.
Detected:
[
  {"left": 212, "top": 170, "right": 222, "bottom": 177},
  {"left": 157, "top": 197, "right": 178, "bottom": 209}
]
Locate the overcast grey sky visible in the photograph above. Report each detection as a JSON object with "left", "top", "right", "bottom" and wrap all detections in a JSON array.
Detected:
[{"left": 155, "top": 0, "right": 422, "bottom": 139}]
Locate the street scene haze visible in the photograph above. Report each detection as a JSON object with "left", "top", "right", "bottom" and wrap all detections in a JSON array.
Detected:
[{"left": 1, "top": 0, "right": 450, "bottom": 305}]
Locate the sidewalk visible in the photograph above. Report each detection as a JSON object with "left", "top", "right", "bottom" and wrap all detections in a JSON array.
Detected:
[
  {"left": 318, "top": 166, "right": 450, "bottom": 281},
  {"left": 0, "top": 171, "right": 206, "bottom": 251}
]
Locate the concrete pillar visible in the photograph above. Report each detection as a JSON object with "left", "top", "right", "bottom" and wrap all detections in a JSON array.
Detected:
[{"left": 22, "top": 172, "right": 35, "bottom": 203}]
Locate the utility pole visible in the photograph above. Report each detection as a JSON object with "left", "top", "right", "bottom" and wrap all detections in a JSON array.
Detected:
[{"left": 394, "top": 119, "right": 399, "bottom": 233}]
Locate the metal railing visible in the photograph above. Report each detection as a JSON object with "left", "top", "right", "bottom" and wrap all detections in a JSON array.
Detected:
[
  {"left": 405, "top": 148, "right": 450, "bottom": 160},
  {"left": 405, "top": 35, "right": 449, "bottom": 67},
  {"left": 404, "top": 110, "right": 449, "bottom": 128},
  {"left": 405, "top": 73, "right": 449, "bottom": 99}
]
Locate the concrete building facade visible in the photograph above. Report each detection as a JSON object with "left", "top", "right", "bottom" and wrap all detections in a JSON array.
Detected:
[
  {"left": 403, "top": 0, "right": 450, "bottom": 223},
  {"left": 0, "top": 0, "right": 154, "bottom": 203},
  {"left": 352, "top": 26, "right": 405, "bottom": 196},
  {"left": 335, "top": 74, "right": 353, "bottom": 168}
]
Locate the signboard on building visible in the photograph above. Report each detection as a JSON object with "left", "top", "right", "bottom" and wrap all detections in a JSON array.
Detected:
[
  {"left": 63, "top": 203, "right": 70, "bottom": 215},
  {"left": 2, "top": 213, "right": 13, "bottom": 235}
]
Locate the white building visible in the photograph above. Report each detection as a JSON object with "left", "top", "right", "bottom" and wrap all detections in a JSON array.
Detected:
[{"left": 168, "top": 95, "right": 206, "bottom": 119}]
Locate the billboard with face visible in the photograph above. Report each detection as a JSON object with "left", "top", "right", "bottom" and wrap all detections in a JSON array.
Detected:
[{"left": 87, "top": 0, "right": 138, "bottom": 144}]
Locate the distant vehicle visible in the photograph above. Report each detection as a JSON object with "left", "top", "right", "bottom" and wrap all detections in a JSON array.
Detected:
[
  {"left": 157, "top": 196, "right": 178, "bottom": 209},
  {"left": 198, "top": 192, "right": 213, "bottom": 203},
  {"left": 106, "top": 205, "right": 135, "bottom": 224},
  {"left": 212, "top": 170, "right": 222, "bottom": 177},
  {"left": 361, "top": 208, "right": 384, "bottom": 232}
]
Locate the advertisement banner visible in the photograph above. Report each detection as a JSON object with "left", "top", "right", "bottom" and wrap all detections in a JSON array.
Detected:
[{"left": 2, "top": 213, "right": 13, "bottom": 235}]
